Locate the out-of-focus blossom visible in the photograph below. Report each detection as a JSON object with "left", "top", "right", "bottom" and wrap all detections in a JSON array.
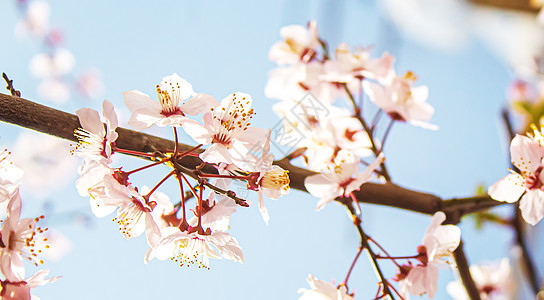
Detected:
[
  {"left": 364, "top": 71, "right": 437, "bottom": 130},
  {"left": 305, "top": 151, "right": 384, "bottom": 210},
  {"left": 36, "top": 78, "right": 70, "bottom": 104},
  {"left": 75, "top": 99, "right": 119, "bottom": 164},
  {"left": 14, "top": 0, "right": 50, "bottom": 39},
  {"left": 76, "top": 68, "right": 105, "bottom": 99},
  {"left": 447, "top": 258, "right": 513, "bottom": 300},
  {"left": 298, "top": 274, "right": 353, "bottom": 300},
  {"left": 380, "top": 0, "right": 469, "bottom": 52},
  {"left": 398, "top": 211, "right": 461, "bottom": 299},
  {"left": 123, "top": 73, "right": 218, "bottom": 130},
  {"left": 184, "top": 92, "right": 267, "bottom": 165},
  {"left": 29, "top": 49, "right": 75, "bottom": 79},
  {"left": 488, "top": 127, "right": 544, "bottom": 225},
  {"left": 1, "top": 269, "right": 60, "bottom": 300},
  {"left": 0, "top": 150, "right": 24, "bottom": 204},
  {"left": 12, "top": 132, "right": 78, "bottom": 200},
  {"left": 33, "top": 229, "right": 73, "bottom": 262},
  {"left": 269, "top": 21, "right": 319, "bottom": 65}
]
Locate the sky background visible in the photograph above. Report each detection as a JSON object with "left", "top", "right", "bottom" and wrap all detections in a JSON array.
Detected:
[{"left": 0, "top": 0, "right": 542, "bottom": 299}]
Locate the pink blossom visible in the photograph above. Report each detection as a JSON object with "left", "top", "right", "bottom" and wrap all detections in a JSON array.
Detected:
[
  {"left": 123, "top": 73, "right": 218, "bottom": 130},
  {"left": 489, "top": 129, "right": 544, "bottom": 225}
]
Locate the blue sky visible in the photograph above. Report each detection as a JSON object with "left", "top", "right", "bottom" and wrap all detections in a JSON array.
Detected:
[{"left": 0, "top": 0, "right": 540, "bottom": 299}]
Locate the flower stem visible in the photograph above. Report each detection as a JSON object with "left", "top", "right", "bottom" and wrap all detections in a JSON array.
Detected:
[
  {"left": 145, "top": 170, "right": 175, "bottom": 200},
  {"left": 175, "top": 172, "right": 189, "bottom": 231},
  {"left": 343, "top": 84, "right": 391, "bottom": 181},
  {"left": 342, "top": 246, "right": 363, "bottom": 288},
  {"left": 380, "top": 119, "right": 395, "bottom": 153},
  {"left": 125, "top": 157, "right": 171, "bottom": 175}
]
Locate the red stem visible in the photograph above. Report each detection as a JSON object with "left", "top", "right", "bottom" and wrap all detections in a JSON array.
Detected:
[
  {"left": 125, "top": 157, "right": 171, "bottom": 175},
  {"left": 145, "top": 170, "right": 175, "bottom": 200},
  {"left": 343, "top": 246, "right": 363, "bottom": 288}
]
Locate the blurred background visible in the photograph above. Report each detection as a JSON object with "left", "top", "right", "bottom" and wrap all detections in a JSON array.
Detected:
[{"left": 0, "top": 0, "right": 543, "bottom": 299}]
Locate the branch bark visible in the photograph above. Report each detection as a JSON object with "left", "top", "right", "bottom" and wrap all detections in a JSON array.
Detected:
[
  {"left": 454, "top": 240, "right": 482, "bottom": 300},
  {"left": 0, "top": 92, "right": 505, "bottom": 220}
]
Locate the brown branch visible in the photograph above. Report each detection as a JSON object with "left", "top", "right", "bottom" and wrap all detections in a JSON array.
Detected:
[
  {"left": 453, "top": 240, "right": 482, "bottom": 300},
  {"left": 2, "top": 73, "right": 21, "bottom": 97},
  {"left": 0, "top": 92, "right": 506, "bottom": 220},
  {"left": 502, "top": 108, "right": 540, "bottom": 293},
  {"left": 469, "top": 0, "right": 541, "bottom": 13}
]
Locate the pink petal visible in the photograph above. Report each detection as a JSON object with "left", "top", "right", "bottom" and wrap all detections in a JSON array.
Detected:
[{"left": 76, "top": 108, "right": 104, "bottom": 136}]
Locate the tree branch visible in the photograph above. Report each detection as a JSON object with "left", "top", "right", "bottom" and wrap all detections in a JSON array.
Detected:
[
  {"left": 0, "top": 92, "right": 513, "bottom": 299},
  {"left": 453, "top": 240, "right": 481, "bottom": 300},
  {"left": 0, "top": 92, "right": 506, "bottom": 220}
]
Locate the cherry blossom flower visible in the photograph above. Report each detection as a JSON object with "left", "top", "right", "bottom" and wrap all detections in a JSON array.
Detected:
[
  {"left": 123, "top": 73, "right": 218, "bottom": 130},
  {"left": 488, "top": 127, "right": 544, "bottom": 225},
  {"left": 304, "top": 115, "right": 373, "bottom": 171},
  {"left": 102, "top": 176, "right": 160, "bottom": 247},
  {"left": 363, "top": 71, "right": 437, "bottom": 129},
  {"left": 75, "top": 99, "right": 119, "bottom": 164},
  {"left": 0, "top": 150, "right": 23, "bottom": 204},
  {"left": 75, "top": 159, "right": 118, "bottom": 218},
  {"left": 144, "top": 227, "right": 243, "bottom": 268},
  {"left": 266, "top": 62, "right": 346, "bottom": 104},
  {"left": 0, "top": 191, "right": 48, "bottom": 281},
  {"left": 398, "top": 211, "right": 461, "bottom": 299},
  {"left": 1, "top": 269, "right": 60, "bottom": 300},
  {"left": 304, "top": 151, "right": 385, "bottom": 210},
  {"left": 269, "top": 21, "right": 319, "bottom": 65},
  {"left": 298, "top": 274, "right": 353, "bottom": 300},
  {"left": 183, "top": 92, "right": 267, "bottom": 165},
  {"left": 447, "top": 258, "right": 513, "bottom": 300},
  {"left": 245, "top": 131, "right": 290, "bottom": 224},
  {"left": 321, "top": 43, "right": 394, "bottom": 83}
]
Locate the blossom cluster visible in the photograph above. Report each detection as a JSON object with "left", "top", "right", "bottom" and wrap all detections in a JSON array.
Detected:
[
  {"left": 0, "top": 150, "right": 59, "bottom": 299},
  {"left": 15, "top": 0, "right": 103, "bottom": 104},
  {"left": 266, "top": 21, "right": 436, "bottom": 178},
  {"left": 74, "top": 73, "right": 290, "bottom": 269}
]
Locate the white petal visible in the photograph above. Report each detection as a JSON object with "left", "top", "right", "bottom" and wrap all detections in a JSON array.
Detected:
[
  {"left": 519, "top": 190, "right": 544, "bottom": 226},
  {"left": 179, "top": 93, "right": 219, "bottom": 115},
  {"left": 102, "top": 99, "right": 118, "bottom": 130},
  {"left": 510, "top": 135, "right": 543, "bottom": 175},
  {"left": 488, "top": 173, "right": 525, "bottom": 203},
  {"left": 304, "top": 174, "right": 342, "bottom": 208},
  {"left": 257, "top": 191, "right": 270, "bottom": 225}
]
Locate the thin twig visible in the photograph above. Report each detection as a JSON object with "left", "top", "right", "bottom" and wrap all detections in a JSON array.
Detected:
[{"left": 2, "top": 73, "right": 21, "bottom": 97}]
